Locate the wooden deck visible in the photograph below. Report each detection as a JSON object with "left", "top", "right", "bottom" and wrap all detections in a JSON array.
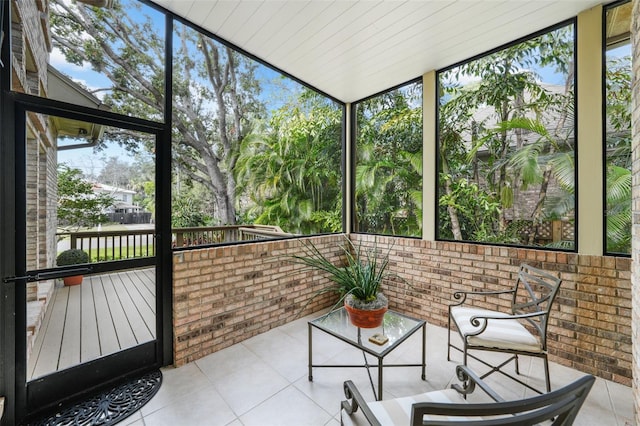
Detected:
[{"left": 27, "top": 268, "right": 156, "bottom": 380}]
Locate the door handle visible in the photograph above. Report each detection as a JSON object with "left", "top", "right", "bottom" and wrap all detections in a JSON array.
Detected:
[{"left": 3, "top": 267, "right": 92, "bottom": 283}]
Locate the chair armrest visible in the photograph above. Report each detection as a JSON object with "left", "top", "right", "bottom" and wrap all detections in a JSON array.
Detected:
[
  {"left": 343, "top": 367, "right": 507, "bottom": 426},
  {"left": 463, "top": 310, "right": 546, "bottom": 336},
  {"left": 342, "top": 380, "right": 382, "bottom": 426},
  {"left": 410, "top": 366, "right": 505, "bottom": 425},
  {"left": 451, "top": 289, "right": 515, "bottom": 306},
  {"left": 470, "top": 310, "right": 545, "bottom": 323},
  {"left": 451, "top": 365, "right": 505, "bottom": 403}
]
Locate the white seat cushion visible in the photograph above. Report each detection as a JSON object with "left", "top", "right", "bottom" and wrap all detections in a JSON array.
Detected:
[
  {"left": 451, "top": 306, "right": 542, "bottom": 353},
  {"left": 341, "top": 389, "right": 474, "bottom": 426}
]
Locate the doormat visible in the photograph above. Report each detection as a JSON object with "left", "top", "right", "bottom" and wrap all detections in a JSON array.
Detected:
[{"left": 29, "top": 369, "right": 162, "bottom": 426}]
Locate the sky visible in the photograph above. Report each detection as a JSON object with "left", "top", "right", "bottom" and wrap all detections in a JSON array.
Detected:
[
  {"left": 51, "top": 0, "right": 306, "bottom": 178},
  {"left": 58, "top": 141, "right": 132, "bottom": 177}
]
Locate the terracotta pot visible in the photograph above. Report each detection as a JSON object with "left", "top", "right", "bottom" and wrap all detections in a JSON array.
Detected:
[
  {"left": 344, "top": 301, "right": 387, "bottom": 328},
  {"left": 63, "top": 275, "right": 83, "bottom": 286}
]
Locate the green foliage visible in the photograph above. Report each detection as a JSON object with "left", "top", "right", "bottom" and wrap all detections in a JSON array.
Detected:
[
  {"left": 235, "top": 90, "right": 342, "bottom": 234},
  {"left": 437, "top": 24, "right": 576, "bottom": 247},
  {"left": 86, "top": 245, "right": 154, "bottom": 262},
  {"left": 171, "top": 196, "right": 212, "bottom": 228},
  {"left": 355, "top": 83, "right": 423, "bottom": 236},
  {"left": 310, "top": 208, "right": 343, "bottom": 234},
  {"left": 605, "top": 55, "right": 632, "bottom": 135},
  {"left": 606, "top": 165, "right": 632, "bottom": 253},
  {"left": 57, "top": 165, "right": 114, "bottom": 231},
  {"left": 56, "top": 249, "right": 90, "bottom": 266},
  {"left": 604, "top": 53, "right": 632, "bottom": 254},
  {"left": 438, "top": 175, "right": 503, "bottom": 241}
]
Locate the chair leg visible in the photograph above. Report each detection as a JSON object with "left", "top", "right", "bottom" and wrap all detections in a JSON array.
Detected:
[
  {"left": 447, "top": 313, "right": 452, "bottom": 361},
  {"left": 464, "top": 350, "right": 548, "bottom": 395},
  {"left": 544, "top": 355, "right": 551, "bottom": 393},
  {"left": 463, "top": 342, "right": 468, "bottom": 366}
]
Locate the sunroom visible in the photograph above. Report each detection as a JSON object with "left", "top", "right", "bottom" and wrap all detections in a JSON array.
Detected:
[{"left": 0, "top": 0, "right": 638, "bottom": 425}]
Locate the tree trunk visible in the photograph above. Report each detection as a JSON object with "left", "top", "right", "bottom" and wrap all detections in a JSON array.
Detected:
[
  {"left": 445, "top": 177, "right": 463, "bottom": 240},
  {"left": 441, "top": 154, "right": 463, "bottom": 240},
  {"left": 528, "top": 164, "right": 553, "bottom": 245}
]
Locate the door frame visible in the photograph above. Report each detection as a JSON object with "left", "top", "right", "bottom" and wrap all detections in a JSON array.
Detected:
[{"left": 9, "top": 93, "right": 172, "bottom": 422}]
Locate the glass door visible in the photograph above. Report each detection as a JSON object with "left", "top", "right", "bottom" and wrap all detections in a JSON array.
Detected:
[{"left": 14, "top": 105, "right": 164, "bottom": 418}]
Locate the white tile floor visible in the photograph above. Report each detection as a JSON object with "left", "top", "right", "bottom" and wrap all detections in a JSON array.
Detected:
[{"left": 118, "top": 313, "right": 634, "bottom": 425}]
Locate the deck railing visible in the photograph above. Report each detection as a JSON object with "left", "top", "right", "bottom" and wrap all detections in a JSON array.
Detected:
[
  {"left": 171, "top": 225, "right": 290, "bottom": 247},
  {"left": 64, "top": 229, "right": 156, "bottom": 261},
  {"left": 59, "top": 225, "right": 291, "bottom": 261}
]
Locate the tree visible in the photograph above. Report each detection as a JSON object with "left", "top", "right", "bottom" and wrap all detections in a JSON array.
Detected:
[
  {"left": 97, "top": 156, "right": 136, "bottom": 188},
  {"left": 484, "top": 117, "right": 575, "bottom": 245},
  {"left": 171, "top": 196, "right": 211, "bottom": 228},
  {"left": 355, "top": 83, "right": 422, "bottom": 237},
  {"left": 50, "top": 0, "right": 263, "bottom": 226},
  {"left": 438, "top": 24, "right": 575, "bottom": 246},
  {"left": 605, "top": 54, "right": 632, "bottom": 253},
  {"left": 57, "top": 165, "right": 114, "bottom": 232},
  {"left": 235, "top": 90, "right": 342, "bottom": 234}
]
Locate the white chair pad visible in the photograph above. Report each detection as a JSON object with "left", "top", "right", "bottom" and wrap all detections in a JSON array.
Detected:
[
  {"left": 451, "top": 306, "right": 542, "bottom": 353},
  {"left": 341, "top": 389, "right": 477, "bottom": 426}
]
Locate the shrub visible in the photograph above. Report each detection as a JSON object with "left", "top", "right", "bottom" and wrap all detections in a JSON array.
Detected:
[{"left": 56, "top": 249, "right": 90, "bottom": 266}]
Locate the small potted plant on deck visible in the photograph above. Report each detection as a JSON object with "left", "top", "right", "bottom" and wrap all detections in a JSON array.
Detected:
[
  {"left": 291, "top": 236, "right": 394, "bottom": 328},
  {"left": 56, "top": 249, "right": 90, "bottom": 286}
]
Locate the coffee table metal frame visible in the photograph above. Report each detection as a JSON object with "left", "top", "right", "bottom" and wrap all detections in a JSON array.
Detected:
[{"left": 308, "top": 307, "right": 426, "bottom": 400}]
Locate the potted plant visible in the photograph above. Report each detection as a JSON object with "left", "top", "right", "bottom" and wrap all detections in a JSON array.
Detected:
[
  {"left": 291, "top": 236, "right": 394, "bottom": 328},
  {"left": 56, "top": 249, "right": 90, "bottom": 286}
]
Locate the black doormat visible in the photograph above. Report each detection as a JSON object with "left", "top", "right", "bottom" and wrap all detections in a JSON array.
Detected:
[{"left": 29, "top": 369, "right": 162, "bottom": 426}]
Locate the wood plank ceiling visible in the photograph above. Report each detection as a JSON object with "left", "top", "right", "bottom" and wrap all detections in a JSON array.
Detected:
[{"left": 153, "top": 1, "right": 605, "bottom": 103}]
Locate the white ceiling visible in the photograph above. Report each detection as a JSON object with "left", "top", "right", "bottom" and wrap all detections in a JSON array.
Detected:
[{"left": 152, "top": 0, "right": 604, "bottom": 103}]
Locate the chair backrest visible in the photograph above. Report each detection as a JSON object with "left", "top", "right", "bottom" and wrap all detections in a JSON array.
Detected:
[
  {"left": 411, "top": 374, "right": 595, "bottom": 426},
  {"left": 510, "top": 264, "right": 562, "bottom": 348}
]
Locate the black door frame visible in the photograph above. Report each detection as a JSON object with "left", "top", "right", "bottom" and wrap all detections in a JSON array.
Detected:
[
  {"left": 0, "top": 2, "right": 174, "bottom": 423},
  {"left": 7, "top": 93, "right": 172, "bottom": 422}
]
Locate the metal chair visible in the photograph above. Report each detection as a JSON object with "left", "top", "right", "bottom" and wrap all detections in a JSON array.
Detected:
[
  {"left": 447, "top": 263, "right": 562, "bottom": 393},
  {"left": 340, "top": 365, "right": 594, "bottom": 426}
]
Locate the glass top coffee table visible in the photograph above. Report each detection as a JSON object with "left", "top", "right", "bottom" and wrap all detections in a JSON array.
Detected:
[{"left": 308, "top": 307, "right": 426, "bottom": 400}]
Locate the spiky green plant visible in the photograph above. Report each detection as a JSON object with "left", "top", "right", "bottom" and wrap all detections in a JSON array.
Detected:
[{"left": 291, "top": 236, "right": 394, "bottom": 312}]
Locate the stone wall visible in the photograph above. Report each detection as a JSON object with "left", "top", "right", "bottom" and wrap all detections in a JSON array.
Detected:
[
  {"left": 172, "top": 232, "right": 632, "bottom": 387},
  {"left": 11, "top": 0, "right": 50, "bottom": 95},
  {"left": 351, "top": 234, "right": 632, "bottom": 386}
]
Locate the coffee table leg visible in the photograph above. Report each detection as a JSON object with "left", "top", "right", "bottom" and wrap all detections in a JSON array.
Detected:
[
  {"left": 378, "top": 357, "right": 384, "bottom": 401},
  {"left": 421, "top": 323, "right": 426, "bottom": 380},
  {"left": 308, "top": 323, "right": 313, "bottom": 381}
]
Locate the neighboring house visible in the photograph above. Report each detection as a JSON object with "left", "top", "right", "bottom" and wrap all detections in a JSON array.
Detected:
[
  {"left": 92, "top": 182, "right": 152, "bottom": 224},
  {"left": 92, "top": 183, "right": 141, "bottom": 213}
]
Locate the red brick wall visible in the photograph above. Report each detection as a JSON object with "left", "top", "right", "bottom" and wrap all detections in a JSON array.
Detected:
[
  {"left": 351, "top": 234, "right": 632, "bottom": 386},
  {"left": 172, "top": 233, "right": 632, "bottom": 385},
  {"left": 172, "top": 235, "right": 342, "bottom": 366}
]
